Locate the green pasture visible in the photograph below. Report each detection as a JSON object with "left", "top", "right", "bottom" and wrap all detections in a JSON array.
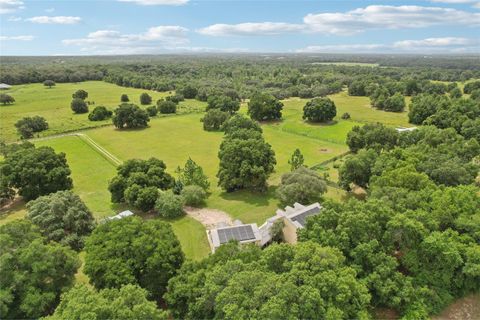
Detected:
[
  {"left": 0, "top": 81, "right": 205, "bottom": 142},
  {"left": 1, "top": 81, "right": 414, "bottom": 262}
]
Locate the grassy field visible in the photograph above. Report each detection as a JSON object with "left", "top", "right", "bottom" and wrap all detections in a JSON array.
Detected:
[
  {"left": 1, "top": 81, "right": 411, "bottom": 262},
  {"left": 0, "top": 81, "right": 205, "bottom": 142}
]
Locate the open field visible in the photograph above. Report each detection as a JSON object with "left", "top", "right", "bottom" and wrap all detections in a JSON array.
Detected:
[
  {"left": 0, "top": 81, "right": 205, "bottom": 142},
  {"left": 0, "top": 81, "right": 412, "bottom": 260}
]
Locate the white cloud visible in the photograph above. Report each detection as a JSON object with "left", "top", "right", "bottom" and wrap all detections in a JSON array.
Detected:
[
  {"left": 62, "top": 26, "right": 189, "bottom": 54},
  {"left": 473, "top": 2, "right": 480, "bottom": 8},
  {"left": 118, "top": 0, "right": 188, "bottom": 6},
  {"left": 303, "top": 5, "right": 480, "bottom": 35},
  {"left": 197, "top": 22, "right": 305, "bottom": 36},
  {"left": 429, "top": 0, "right": 475, "bottom": 3},
  {"left": 0, "top": 0, "right": 24, "bottom": 14},
  {"left": 27, "top": 16, "right": 81, "bottom": 24},
  {"left": 0, "top": 35, "right": 34, "bottom": 41},
  {"left": 296, "top": 37, "right": 479, "bottom": 53},
  {"left": 393, "top": 37, "right": 474, "bottom": 48},
  {"left": 198, "top": 5, "right": 480, "bottom": 38}
]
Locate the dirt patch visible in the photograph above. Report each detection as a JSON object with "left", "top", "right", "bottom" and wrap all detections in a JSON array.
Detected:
[
  {"left": 319, "top": 148, "right": 331, "bottom": 153},
  {"left": 433, "top": 294, "right": 480, "bottom": 320},
  {"left": 184, "top": 207, "right": 233, "bottom": 229}
]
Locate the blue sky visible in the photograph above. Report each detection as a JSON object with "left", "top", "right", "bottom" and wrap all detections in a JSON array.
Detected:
[{"left": 0, "top": 0, "right": 479, "bottom": 55}]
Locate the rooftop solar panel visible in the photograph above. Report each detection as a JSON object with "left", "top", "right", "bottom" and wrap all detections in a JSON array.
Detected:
[{"left": 217, "top": 225, "right": 256, "bottom": 244}]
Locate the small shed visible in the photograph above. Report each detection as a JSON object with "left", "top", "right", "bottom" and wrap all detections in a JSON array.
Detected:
[
  {"left": 106, "top": 210, "right": 134, "bottom": 221},
  {"left": 0, "top": 83, "right": 12, "bottom": 90}
]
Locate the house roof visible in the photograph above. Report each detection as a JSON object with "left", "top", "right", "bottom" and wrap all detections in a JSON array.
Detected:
[
  {"left": 208, "top": 223, "right": 261, "bottom": 250},
  {"left": 0, "top": 83, "right": 12, "bottom": 89},
  {"left": 277, "top": 202, "right": 322, "bottom": 228}
]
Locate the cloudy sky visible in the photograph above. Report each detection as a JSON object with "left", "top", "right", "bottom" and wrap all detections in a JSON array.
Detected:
[{"left": 0, "top": 0, "right": 479, "bottom": 55}]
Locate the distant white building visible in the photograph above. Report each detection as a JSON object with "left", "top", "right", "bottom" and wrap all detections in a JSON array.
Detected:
[
  {"left": 396, "top": 127, "right": 417, "bottom": 133},
  {"left": 207, "top": 202, "right": 322, "bottom": 252},
  {"left": 106, "top": 210, "right": 134, "bottom": 221},
  {"left": 0, "top": 83, "right": 12, "bottom": 90}
]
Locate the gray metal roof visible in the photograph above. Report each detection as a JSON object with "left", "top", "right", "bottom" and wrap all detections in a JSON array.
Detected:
[{"left": 289, "top": 206, "right": 321, "bottom": 227}]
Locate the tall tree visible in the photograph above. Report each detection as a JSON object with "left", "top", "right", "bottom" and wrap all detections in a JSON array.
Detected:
[
  {"left": 46, "top": 284, "right": 167, "bottom": 320},
  {"left": 0, "top": 220, "right": 79, "bottom": 319},
  {"left": 84, "top": 217, "right": 184, "bottom": 300},
  {"left": 288, "top": 148, "right": 304, "bottom": 171},
  {"left": 26, "top": 190, "right": 96, "bottom": 251},
  {"left": 112, "top": 103, "right": 150, "bottom": 129},
  {"left": 0, "top": 143, "right": 72, "bottom": 200},
  {"left": 276, "top": 166, "right": 326, "bottom": 206},
  {"left": 247, "top": 92, "right": 283, "bottom": 121},
  {"left": 303, "top": 97, "right": 337, "bottom": 122}
]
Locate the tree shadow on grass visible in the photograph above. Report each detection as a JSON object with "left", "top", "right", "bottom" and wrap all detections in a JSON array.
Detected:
[
  {"left": 303, "top": 120, "right": 338, "bottom": 127},
  {"left": 218, "top": 185, "right": 278, "bottom": 208}
]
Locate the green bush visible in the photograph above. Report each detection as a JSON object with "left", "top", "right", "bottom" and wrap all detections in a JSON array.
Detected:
[
  {"left": 88, "top": 106, "right": 112, "bottom": 121},
  {"left": 155, "top": 191, "right": 185, "bottom": 218},
  {"left": 181, "top": 185, "right": 207, "bottom": 206},
  {"left": 157, "top": 100, "right": 177, "bottom": 114}
]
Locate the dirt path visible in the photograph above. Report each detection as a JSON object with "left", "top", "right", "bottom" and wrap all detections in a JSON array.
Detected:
[
  {"left": 433, "top": 294, "right": 480, "bottom": 320},
  {"left": 184, "top": 207, "right": 233, "bottom": 229}
]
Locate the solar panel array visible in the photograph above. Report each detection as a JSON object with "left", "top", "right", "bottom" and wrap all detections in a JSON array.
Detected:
[
  {"left": 290, "top": 207, "right": 320, "bottom": 227},
  {"left": 217, "top": 225, "right": 256, "bottom": 244}
]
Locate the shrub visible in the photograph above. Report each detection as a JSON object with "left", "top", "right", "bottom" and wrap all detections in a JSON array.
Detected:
[
  {"left": 43, "top": 80, "right": 55, "bottom": 88},
  {"left": 341, "top": 112, "right": 351, "bottom": 120},
  {"left": 146, "top": 105, "right": 158, "bottom": 116},
  {"left": 15, "top": 116, "right": 48, "bottom": 138},
  {"left": 71, "top": 98, "right": 88, "bottom": 114},
  {"left": 178, "top": 85, "right": 198, "bottom": 99},
  {"left": 157, "top": 100, "right": 177, "bottom": 114},
  {"left": 120, "top": 94, "right": 129, "bottom": 102},
  {"left": 206, "top": 95, "right": 240, "bottom": 114},
  {"left": 88, "top": 106, "right": 112, "bottom": 121},
  {"left": 165, "top": 94, "right": 184, "bottom": 104},
  {"left": 155, "top": 191, "right": 185, "bottom": 218},
  {"left": 181, "top": 185, "right": 207, "bottom": 206},
  {"left": 202, "top": 109, "right": 229, "bottom": 131},
  {"left": 140, "top": 93, "right": 152, "bottom": 105},
  {"left": 0, "top": 93, "right": 15, "bottom": 105},
  {"left": 383, "top": 92, "right": 406, "bottom": 112},
  {"left": 72, "top": 89, "right": 88, "bottom": 100}
]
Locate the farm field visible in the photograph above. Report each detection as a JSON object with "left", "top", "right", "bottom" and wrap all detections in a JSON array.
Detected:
[
  {"left": 0, "top": 82, "right": 417, "bottom": 260},
  {"left": 0, "top": 81, "right": 205, "bottom": 142}
]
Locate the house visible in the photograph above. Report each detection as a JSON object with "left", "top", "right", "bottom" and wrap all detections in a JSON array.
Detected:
[
  {"left": 0, "top": 83, "right": 12, "bottom": 90},
  {"left": 106, "top": 210, "right": 134, "bottom": 221},
  {"left": 207, "top": 202, "right": 321, "bottom": 252},
  {"left": 260, "top": 202, "right": 322, "bottom": 244},
  {"left": 207, "top": 223, "right": 262, "bottom": 252}
]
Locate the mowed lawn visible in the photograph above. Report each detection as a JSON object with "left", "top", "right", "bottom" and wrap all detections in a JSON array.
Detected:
[
  {"left": 1, "top": 135, "right": 210, "bottom": 261},
  {"left": 3, "top": 84, "right": 412, "bottom": 259},
  {"left": 0, "top": 81, "right": 205, "bottom": 142}
]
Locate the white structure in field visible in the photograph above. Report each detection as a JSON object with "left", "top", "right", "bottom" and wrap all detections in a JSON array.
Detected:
[
  {"left": 107, "top": 210, "right": 134, "bottom": 221},
  {"left": 396, "top": 127, "right": 417, "bottom": 133},
  {"left": 0, "top": 83, "right": 12, "bottom": 90},
  {"left": 207, "top": 202, "right": 322, "bottom": 252}
]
